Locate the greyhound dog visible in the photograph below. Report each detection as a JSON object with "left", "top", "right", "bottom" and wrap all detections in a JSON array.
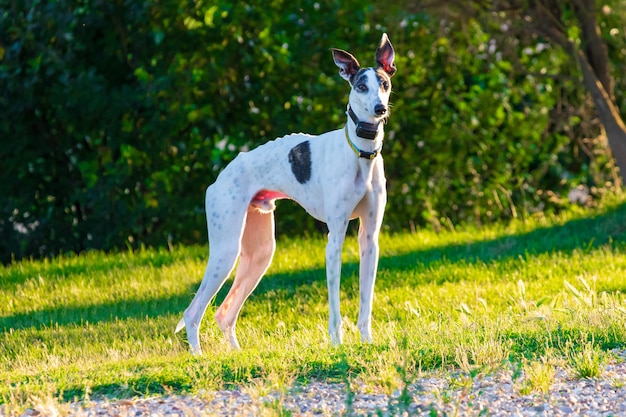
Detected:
[{"left": 176, "top": 33, "right": 396, "bottom": 354}]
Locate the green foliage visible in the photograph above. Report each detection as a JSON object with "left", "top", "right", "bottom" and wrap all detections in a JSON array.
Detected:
[
  {"left": 0, "top": 0, "right": 379, "bottom": 261},
  {"left": 1, "top": 1, "right": 623, "bottom": 260},
  {"left": 385, "top": 18, "right": 571, "bottom": 230}
]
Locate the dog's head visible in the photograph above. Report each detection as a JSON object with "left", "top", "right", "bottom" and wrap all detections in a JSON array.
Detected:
[{"left": 331, "top": 33, "right": 396, "bottom": 123}]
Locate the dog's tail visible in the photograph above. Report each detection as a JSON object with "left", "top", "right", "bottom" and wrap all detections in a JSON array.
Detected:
[{"left": 175, "top": 317, "right": 186, "bottom": 334}]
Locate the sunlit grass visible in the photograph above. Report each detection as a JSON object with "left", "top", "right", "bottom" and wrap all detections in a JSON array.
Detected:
[
  {"left": 567, "top": 339, "right": 606, "bottom": 380},
  {"left": 2, "top": 194, "right": 626, "bottom": 412},
  {"left": 519, "top": 356, "right": 556, "bottom": 395}
]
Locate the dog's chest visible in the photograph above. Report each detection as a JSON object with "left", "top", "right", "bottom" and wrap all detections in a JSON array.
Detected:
[{"left": 238, "top": 130, "right": 379, "bottom": 222}]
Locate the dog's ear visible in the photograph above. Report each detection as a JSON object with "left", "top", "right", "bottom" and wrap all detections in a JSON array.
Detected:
[
  {"left": 376, "top": 33, "right": 396, "bottom": 77},
  {"left": 332, "top": 48, "right": 360, "bottom": 82}
]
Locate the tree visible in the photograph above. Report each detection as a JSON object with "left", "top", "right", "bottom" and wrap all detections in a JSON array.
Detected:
[
  {"left": 508, "top": 0, "right": 626, "bottom": 186},
  {"left": 384, "top": 0, "right": 626, "bottom": 186}
]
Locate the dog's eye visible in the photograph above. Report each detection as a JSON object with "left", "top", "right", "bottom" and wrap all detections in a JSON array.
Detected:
[
  {"left": 356, "top": 83, "right": 368, "bottom": 93},
  {"left": 381, "top": 81, "right": 390, "bottom": 91}
]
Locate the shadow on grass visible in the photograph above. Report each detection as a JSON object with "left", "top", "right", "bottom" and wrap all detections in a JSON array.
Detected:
[
  {"left": 3, "top": 201, "right": 626, "bottom": 333},
  {"left": 255, "top": 200, "right": 626, "bottom": 295},
  {"left": 1, "top": 285, "right": 198, "bottom": 332},
  {"left": 1, "top": 246, "right": 206, "bottom": 289},
  {"left": 58, "top": 346, "right": 382, "bottom": 401}
]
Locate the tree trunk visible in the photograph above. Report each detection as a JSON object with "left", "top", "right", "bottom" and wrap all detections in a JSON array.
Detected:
[
  {"left": 576, "top": 47, "right": 626, "bottom": 186},
  {"left": 572, "top": 0, "right": 613, "bottom": 98}
]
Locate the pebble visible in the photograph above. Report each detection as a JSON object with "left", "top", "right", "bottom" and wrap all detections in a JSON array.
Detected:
[{"left": 6, "top": 350, "right": 626, "bottom": 416}]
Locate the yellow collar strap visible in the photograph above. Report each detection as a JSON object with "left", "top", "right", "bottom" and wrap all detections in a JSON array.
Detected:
[{"left": 344, "top": 125, "right": 382, "bottom": 160}]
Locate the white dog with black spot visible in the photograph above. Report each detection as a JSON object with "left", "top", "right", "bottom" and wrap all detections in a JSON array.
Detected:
[{"left": 176, "top": 33, "right": 396, "bottom": 354}]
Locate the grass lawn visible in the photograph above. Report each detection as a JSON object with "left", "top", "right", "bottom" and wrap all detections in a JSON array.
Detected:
[{"left": 2, "top": 194, "right": 626, "bottom": 412}]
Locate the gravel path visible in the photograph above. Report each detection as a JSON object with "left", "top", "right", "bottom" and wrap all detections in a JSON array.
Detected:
[{"left": 14, "top": 351, "right": 626, "bottom": 416}]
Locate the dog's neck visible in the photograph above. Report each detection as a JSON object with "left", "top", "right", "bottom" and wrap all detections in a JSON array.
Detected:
[
  {"left": 345, "top": 105, "right": 385, "bottom": 160},
  {"left": 347, "top": 106, "right": 382, "bottom": 140}
]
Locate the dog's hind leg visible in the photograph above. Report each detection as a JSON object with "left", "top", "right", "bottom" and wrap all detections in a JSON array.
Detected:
[
  {"left": 177, "top": 192, "right": 248, "bottom": 355},
  {"left": 178, "top": 242, "right": 241, "bottom": 355},
  {"left": 214, "top": 206, "right": 276, "bottom": 349}
]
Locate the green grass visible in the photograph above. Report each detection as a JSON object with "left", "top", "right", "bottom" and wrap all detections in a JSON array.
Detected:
[
  {"left": 566, "top": 338, "right": 606, "bottom": 379},
  {"left": 519, "top": 355, "right": 556, "bottom": 395},
  {"left": 2, "top": 194, "right": 626, "bottom": 412}
]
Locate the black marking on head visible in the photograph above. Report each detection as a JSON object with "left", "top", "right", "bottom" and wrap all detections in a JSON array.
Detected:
[
  {"left": 375, "top": 69, "right": 392, "bottom": 91},
  {"left": 288, "top": 141, "right": 312, "bottom": 184},
  {"left": 352, "top": 68, "right": 392, "bottom": 92},
  {"left": 351, "top": 68, "right": 368, "bottom": 86}
]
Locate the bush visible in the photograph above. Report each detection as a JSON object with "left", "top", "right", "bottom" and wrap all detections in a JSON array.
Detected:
[{"left": 0, "top": 1, "right": 616, "bottom": 262}]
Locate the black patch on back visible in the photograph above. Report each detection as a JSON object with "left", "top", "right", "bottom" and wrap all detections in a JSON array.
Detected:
[{"left": 288, "top": 141, "right": 312, "bottom": 184}]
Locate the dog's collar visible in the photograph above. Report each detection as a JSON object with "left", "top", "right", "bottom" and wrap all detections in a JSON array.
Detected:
[
  {"left": 344, "top": 125, "right": 382, "bottom": 160},
  {"left": 348, "top": 106, "right": 381, "bottom": 140}
]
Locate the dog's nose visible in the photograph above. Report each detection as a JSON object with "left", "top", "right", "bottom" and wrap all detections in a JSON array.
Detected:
[{"left": 374, "top": 104, "right": 387, "bottom": 116}]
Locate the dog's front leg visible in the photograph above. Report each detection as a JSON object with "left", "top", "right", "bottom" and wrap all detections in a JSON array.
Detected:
[
  {"left": 325, "top": 217, "right": 349, "bottom": 345},
  {"left": 355, "top": 178, "right": 386, "bottom": 343},
  {"left": 356, "top": 219, "right": 381, "bottom": 342}
]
